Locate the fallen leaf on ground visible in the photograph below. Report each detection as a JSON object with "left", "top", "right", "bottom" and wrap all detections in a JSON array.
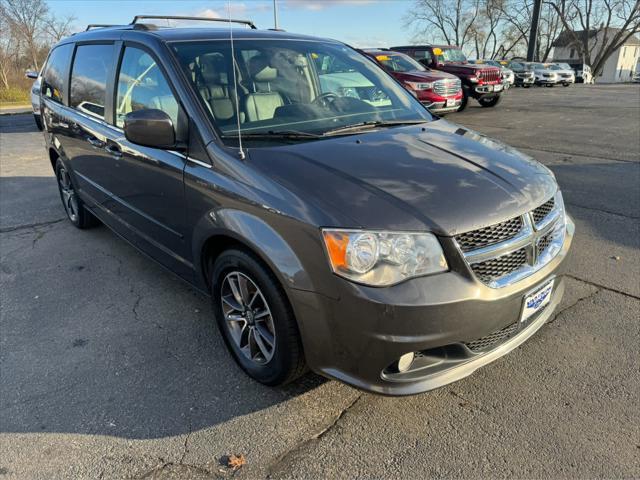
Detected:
[{"left": 226, "top": 454, "right": 246, "bottom": 471}]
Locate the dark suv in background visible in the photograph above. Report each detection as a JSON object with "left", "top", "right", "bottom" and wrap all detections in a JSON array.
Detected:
[
  {"left": 38, "top": 16, "right": 573, "bottom": 395},
  {"left": 391, "top": 45, "right": 504, "bottom": 110}
]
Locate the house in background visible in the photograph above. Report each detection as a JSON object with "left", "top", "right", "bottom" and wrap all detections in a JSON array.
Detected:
[{"left": 552, "top": 28, "right": 640, "bottom": 83}]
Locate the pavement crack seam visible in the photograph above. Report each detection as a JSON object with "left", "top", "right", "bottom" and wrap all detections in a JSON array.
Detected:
[
  {"left": 564, "top": 274, "right": 640, "bottom": 301},
  {"left": 546, "top": 287, "right": 601, "bottom": 325},
  {"left": 264, "top": 393, "right": 363, "bottom": 477},
  {"left": 0, "top": 217, "right": 66, "bottom": 233},
  {"left": 565, "top": 202, "right": 640, "bottom": 220},
  {"left": 180, "top": 417, "right": 193, "bottom": 465}
]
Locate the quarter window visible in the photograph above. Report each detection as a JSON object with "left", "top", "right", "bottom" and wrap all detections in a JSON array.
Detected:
[
  {"left": 70, "top": 44, "right": 114, "bottom": 119},
  {"left": 116, "top": 47, "right": 179, "bottom": 128},
  {"left": 42, "top": 44, "right": 73, "bottom": 104}
]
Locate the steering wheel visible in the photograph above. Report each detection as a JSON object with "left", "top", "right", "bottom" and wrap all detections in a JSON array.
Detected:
[{"left": 312, "top": 92, "right": 340, "bottom": 108}]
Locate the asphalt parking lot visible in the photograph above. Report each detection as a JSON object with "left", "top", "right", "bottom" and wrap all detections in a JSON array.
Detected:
[{"left": 1, "top": 84, "right": 639, "bottom": 479}]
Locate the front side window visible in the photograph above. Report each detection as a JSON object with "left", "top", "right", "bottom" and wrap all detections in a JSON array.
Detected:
[
  {"left": 42, "top": 44, "right": 73, "bottom": 104},
  {"left": 115, "top": 47, "right": 179, "bottom": 128},
  {"left": 375, "top": 53, "right": 426, "bottom": 73},
  {"left": 70, "top": 44, "right": 114, "bottom": 119},
  {"left": 172, "top": 39, "right": 431, "bottom": 143}
]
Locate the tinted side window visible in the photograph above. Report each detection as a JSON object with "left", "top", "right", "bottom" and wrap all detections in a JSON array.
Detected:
[
  {"left": 414, "top": 50, "right": 433, "bottom": 63},
  {"left": 70, "top": 44, "right": 114, "bottom": 120},
  {"left": 116, "top": 47, "right": 179, "bottom": 128},
  {"left": 42, "top": 44, "right": 73, "bottom": 104}
]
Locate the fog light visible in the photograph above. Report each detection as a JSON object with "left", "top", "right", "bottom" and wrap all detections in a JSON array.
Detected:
[{"left": 397, "top": 352, "right": 415, "bottom": 373}]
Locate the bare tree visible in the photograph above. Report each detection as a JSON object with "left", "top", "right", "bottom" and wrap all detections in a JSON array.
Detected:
[
  {"left": 1, "top": 0, "right": 49, "bottom": 70},
  {"left": 44, "top": 13, "right": 76, "bottom": 43},
  {"left": 406, "top": 0, "right": 482, "bottom": 49},
  {"left": 546, "top": 0, "right": 640, "bottom": 74}
]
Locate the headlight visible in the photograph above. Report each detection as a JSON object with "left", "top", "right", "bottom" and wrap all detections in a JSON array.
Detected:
[
  {"left": 322, "top": 229, "right": 448, "bottom": 286},
  {"left": 406, "top": 81, "right": 434, "bottom": 91},
  {"left": 468, "top": 76, "right": 479, "bottom": 83}
]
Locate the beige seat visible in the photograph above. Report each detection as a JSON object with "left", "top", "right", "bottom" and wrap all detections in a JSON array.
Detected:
[
  {"left": 244, "top": 56, "right": 284, "bottom": 122},
  {"left": 198, "top": 53, "right": 235, "bottom": 121}
]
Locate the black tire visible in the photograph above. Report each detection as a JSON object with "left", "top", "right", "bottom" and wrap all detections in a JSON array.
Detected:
[
  {"left": 33, "top": 114, "right": 43, "bottom": 131},
  {"left": 211, "top": 248, "right": 306, "bottom": 386},
  {"left": 55, "top": 159, "right": 100, "bottom": 229},
  {"left": 523, "top": 84, "right": 531, "bottom": 89},
  {"left": 563, "top": 83, "right": 570, "bottom": 87},
  {"left": 478, "top": 95, "right": 502, "bottom": 108}
]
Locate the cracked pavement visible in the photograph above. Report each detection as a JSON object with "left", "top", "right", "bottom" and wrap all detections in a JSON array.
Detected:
[{"left": 1, "top": 84, "right": 639, "bottom": 479}]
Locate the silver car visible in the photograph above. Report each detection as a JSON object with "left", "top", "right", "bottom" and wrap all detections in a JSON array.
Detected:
[
  {"left": 549, "top": 63, "right": 575, "bottom": 87},
  {"left": 531, "top": 63, "right": 560, "bottom": 87}
]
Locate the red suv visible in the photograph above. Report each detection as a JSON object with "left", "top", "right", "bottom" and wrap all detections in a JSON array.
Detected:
[
  {"left": 363, "top": 49, "right": 462, "bottom": 114},
  {"left": 391, "top": 45, "right": 503, "bottom": 111}
]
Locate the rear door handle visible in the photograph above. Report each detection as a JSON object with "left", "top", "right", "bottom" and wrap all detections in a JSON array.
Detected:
[
  {"left": 87, "top": 136, "right": 105, "bottom": 148},
  {"left": 105, "top": 144, "right": 123, "bottom": 158}
]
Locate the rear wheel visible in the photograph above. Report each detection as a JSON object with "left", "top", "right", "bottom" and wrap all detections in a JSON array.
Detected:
[
  {"left": 563, "top": 83, "right": 570, "bottom": 87},
  {"left": 478, "top": 95, "right": 502, "bottom": 108},
  {"left": 55, "top": 159, "right": 100, "bottom": 229},
  {"left": 211, "top": 249, "right": 306, "bottom": 386}
]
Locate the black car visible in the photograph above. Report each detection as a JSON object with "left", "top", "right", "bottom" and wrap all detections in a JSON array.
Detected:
[{"left": 38, "top": 16, "right": 573, "bottom": 395}]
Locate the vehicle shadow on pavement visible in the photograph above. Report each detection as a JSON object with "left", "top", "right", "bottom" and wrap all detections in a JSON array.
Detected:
[{"left": 0, "top": 207, "right": 326, "bottom": 440}]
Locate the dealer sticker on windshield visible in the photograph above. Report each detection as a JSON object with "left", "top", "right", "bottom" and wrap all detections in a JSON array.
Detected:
[{"left": 521, "top": 279, "right": 554, "bottom": 323}]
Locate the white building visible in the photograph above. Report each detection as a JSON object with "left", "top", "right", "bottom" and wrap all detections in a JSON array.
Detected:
[{"left": 552, "top": 28, "right": 640, "bottom": 83}]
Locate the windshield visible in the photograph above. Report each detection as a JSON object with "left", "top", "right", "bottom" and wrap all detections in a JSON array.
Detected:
[
  {"left": 436, "top": 48, "right": 467, "bottom": 63},
  {"left": 551, "top": 63, "right": 572, "bottom": 70},
  {"left": 532, "top": 63, "right": 546, "bottom": 69},
  {"left": 374, "top": 53, "right": 426, "bottom": 73},
  {"left": 171, "top": 39, "right": 431, "bottom": 142}
]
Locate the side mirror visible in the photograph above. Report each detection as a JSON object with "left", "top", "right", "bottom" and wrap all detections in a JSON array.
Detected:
[
  {"left": 124, "top": 109, "right": 176, "bottom": 149},
  {"left": 25, "top": 70, "right": 38, "bottom": 79}
]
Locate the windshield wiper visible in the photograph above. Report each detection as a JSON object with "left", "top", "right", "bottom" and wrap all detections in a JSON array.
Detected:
[
  {"left": 221, "top": 130, "right": 322, "bottom": 140},
  {"left": 322, "top": 119, "right": 428, "bottom": 136}
]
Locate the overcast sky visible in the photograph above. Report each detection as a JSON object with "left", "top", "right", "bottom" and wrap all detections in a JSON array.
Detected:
[{"left": 49, "top": 0, "right": 415, "bottom": 47}]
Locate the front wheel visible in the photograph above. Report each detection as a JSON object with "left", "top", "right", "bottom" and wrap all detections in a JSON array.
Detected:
[
  {"left": 478, "top": 95, "right": 502, "bottom": 108},
  {"left": 563, "top": 83, "right": 570, "bottom": 87},
  {"left": 211, "top": 249, "right": 306, "bottom": 386},
  {"left": 55, "top": 159, "right": 100, "bottom": 229}
]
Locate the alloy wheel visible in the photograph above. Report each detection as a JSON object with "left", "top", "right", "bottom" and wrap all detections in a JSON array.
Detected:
[
  {"left": 57, "top": 166, "right": 79, "bottom": 222},
  {"left": 220, "top": 271, "right": 276, "bottom": 365}
]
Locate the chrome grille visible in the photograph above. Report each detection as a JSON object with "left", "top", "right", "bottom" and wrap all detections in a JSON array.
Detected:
[
  {"left": 477, "top": 68, "right": 500, "bottom": 83},
  {"left": 433, "top": 78, "right": 461, "bottom": 96},
  {"left": 465, "top": 322, "right": 519, "bottom": 352},
  {"left": 471, "top": 248, "right": 527, "bottom": 283},
  {"left": 455, "top": 217, "right": 523, "bottom": 252},
  {"left": 537, "top": 231, "right": 554, "bottom": 255},
  {"left": 532, "top": 198, "right": 554, "bottom": 225},
  {"left": 455, "top": 193, "right": 566, "bottom": 288}
]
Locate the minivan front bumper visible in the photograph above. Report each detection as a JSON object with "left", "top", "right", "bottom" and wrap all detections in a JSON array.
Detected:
[{"left": 289, "top": 216, "right": 574, "bottom": 396}]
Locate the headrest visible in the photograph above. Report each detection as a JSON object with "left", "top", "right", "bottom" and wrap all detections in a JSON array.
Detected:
[
  {"left": 254, "top": 66, "right": 278, "bottom": 82},
  {"left": 249, "top": 55, "right": 278, "bottom": 81},
  {"left": 200, "top": 53, "right": 224, "bottom": 83}
]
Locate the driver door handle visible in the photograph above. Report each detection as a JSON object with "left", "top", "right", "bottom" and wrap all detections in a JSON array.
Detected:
[
  {"left": 87, "top": 136, "right": 105, "bottom": 148},
  {"left": 105, "top": 144, "right": 123, "bottom": 159}
]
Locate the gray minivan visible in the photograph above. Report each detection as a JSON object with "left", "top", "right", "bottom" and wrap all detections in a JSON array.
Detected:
[{"left": 39, "top": 17, "right": 573, "bottom": 395}]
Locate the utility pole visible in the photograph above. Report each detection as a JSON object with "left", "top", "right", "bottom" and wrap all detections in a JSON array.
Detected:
[
  {"left": 273, "top": 0, "right": 279, "bottom": 30},
  {"left": 526, "top": 0, "right": 542, "bottom": 61}
]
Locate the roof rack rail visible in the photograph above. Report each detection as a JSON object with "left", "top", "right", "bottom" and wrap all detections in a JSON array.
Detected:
[
  {"left": 130, "top": 15, "right": 257, "bottom": 29},
  {"left": 85, "top": 24, "right": 119, "bottom": 31}
]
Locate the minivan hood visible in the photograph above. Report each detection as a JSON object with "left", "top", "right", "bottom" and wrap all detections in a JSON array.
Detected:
[{"left": 246, "top": 120, "right": 556, "bottom": 235}]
